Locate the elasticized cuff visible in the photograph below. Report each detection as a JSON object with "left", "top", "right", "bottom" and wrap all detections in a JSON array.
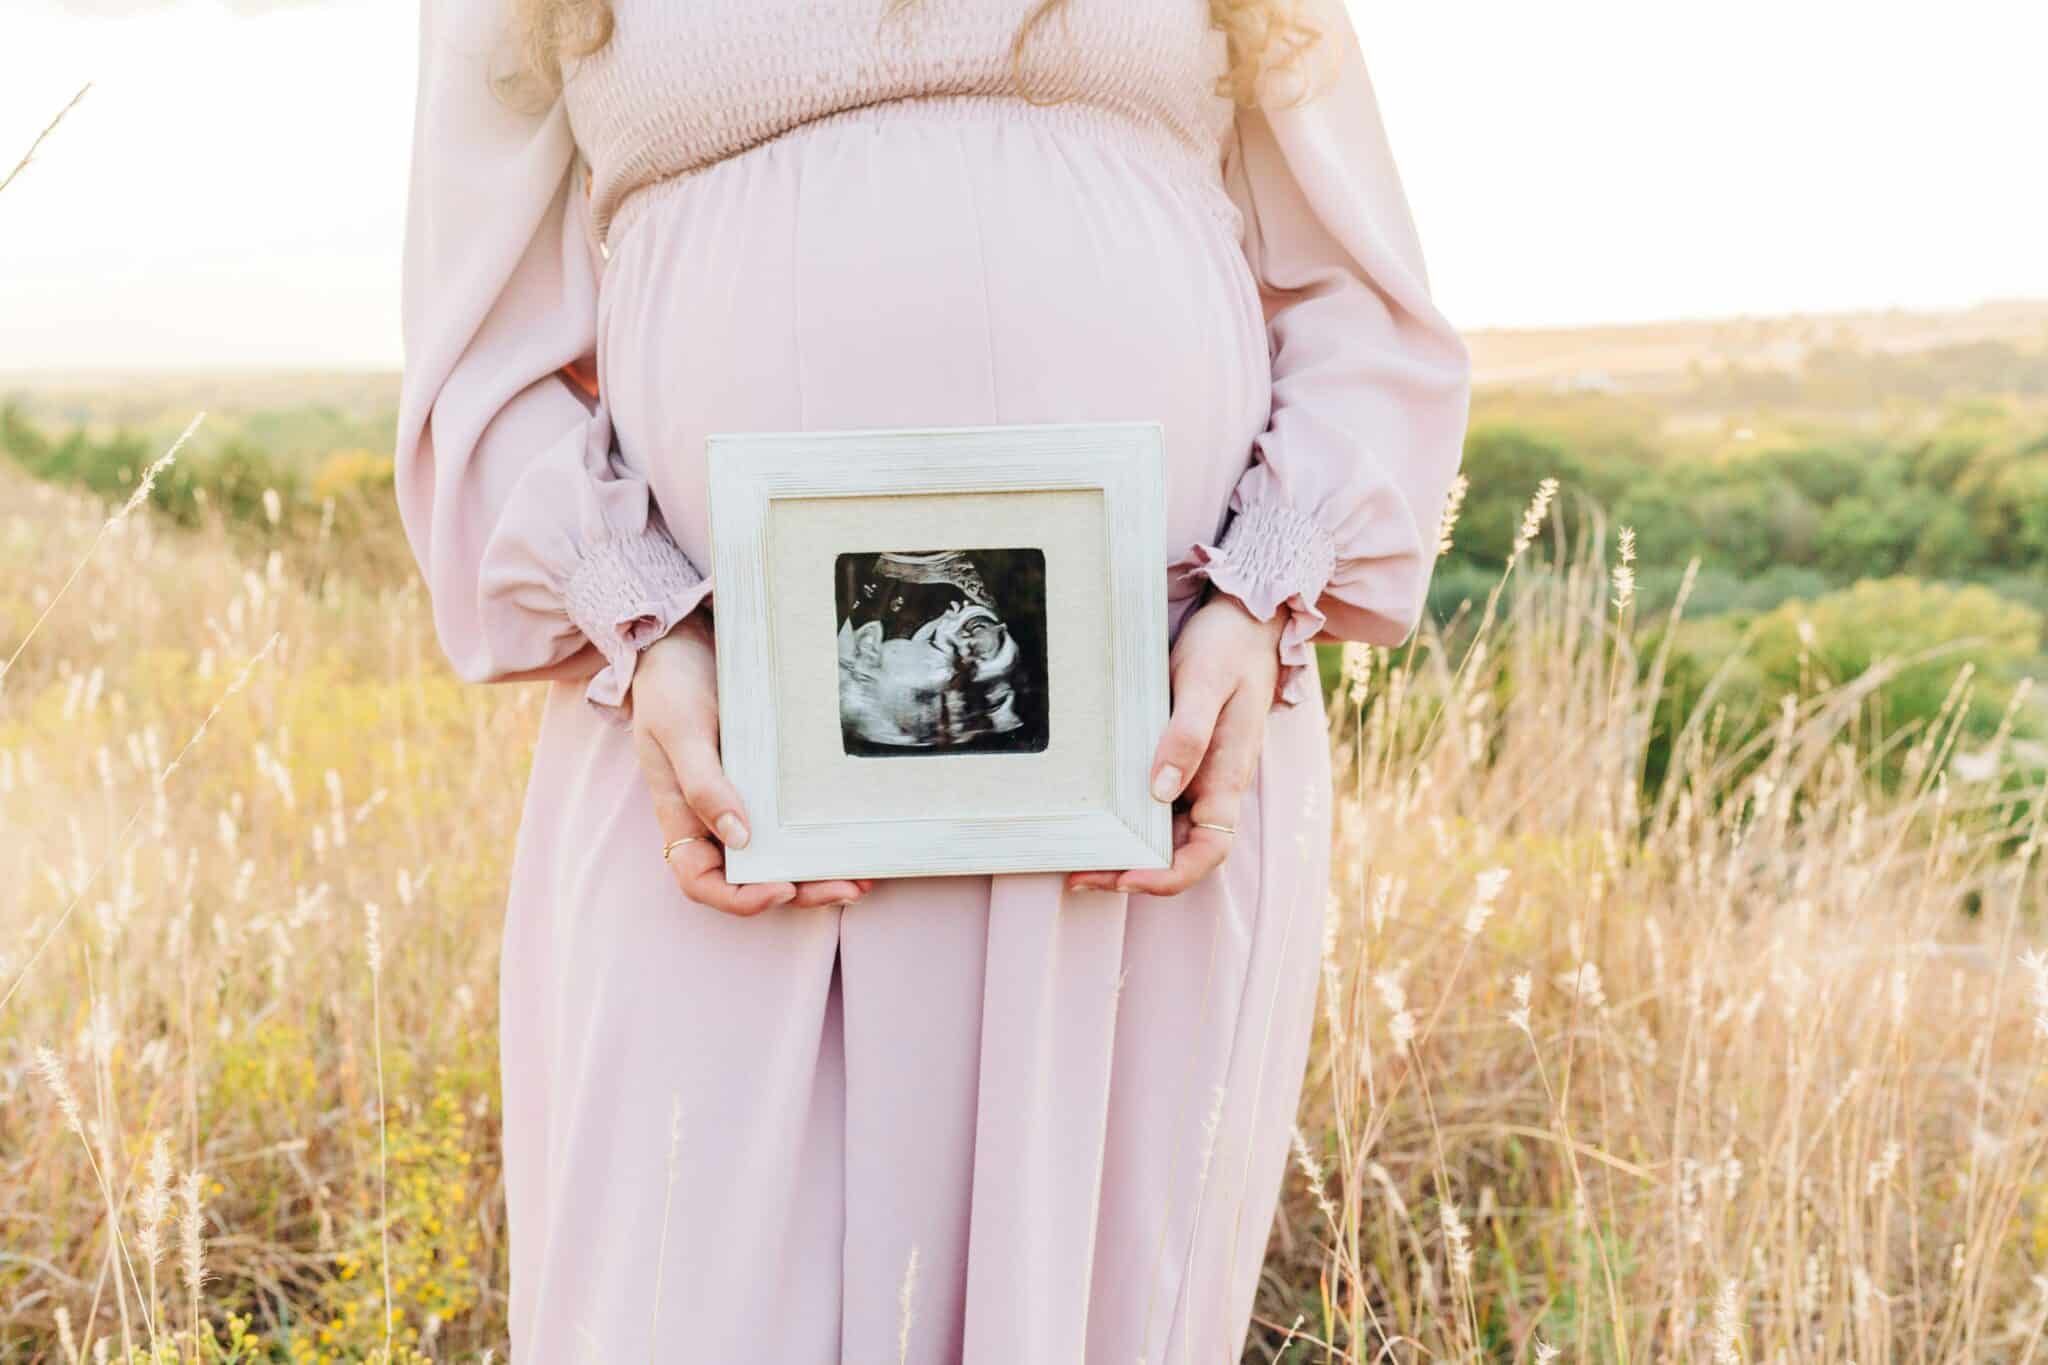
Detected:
[
  {"left": 562, "top": 528, "right": 713, "bottom": 722},
  {"left": 1181, "top": 497, "right": 1338, "bottom": 709}
]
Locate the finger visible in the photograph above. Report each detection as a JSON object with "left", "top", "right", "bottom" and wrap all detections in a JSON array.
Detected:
[
  {"left": 672, "top": 828, "right": 795, "bottom": 916},
  {"left": 1120, "top": 686, "right": 1265, "bottom": 896},
  {"left": 1068, "top": 808, "right": 1191, "bottom": 895},
  {"left": 637, "top": 729, "right": 792, "bottom": 916},
  {"left": 1149, "top": 671, "right": 1231, "bottom": 805},
  {"left": 635, "top": 725, "right": 696, "bottom": 835},
  {"left": 786, "top": 878, "right": 867, "bottom": 908},
  {"left": 679, "top": 855, "right": 790, "bottom": 916},
  {"left": 659, "top": 715, "right": 755, "bottom": 851},
  {"left": 1184, "top": 681, "right": 1264, "bottom": 834},
  {"left": 1115, "top": 809, "right": 1228, "bottom": 897}
]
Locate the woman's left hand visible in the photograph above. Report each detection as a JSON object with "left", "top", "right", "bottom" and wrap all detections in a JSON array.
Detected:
[{"left": 1066, "top": 594, "right": 1285, "bottom": 897}]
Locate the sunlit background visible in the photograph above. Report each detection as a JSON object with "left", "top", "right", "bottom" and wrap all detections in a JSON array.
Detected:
[
  {"left": 2, "top": 0, "right": 2045, "bottom": 370},
  {"left": 7, "top": 6, "right": 2048, "bottom": 1363}
]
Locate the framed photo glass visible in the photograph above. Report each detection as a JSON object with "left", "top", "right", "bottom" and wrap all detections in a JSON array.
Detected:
[{"left": 706, "top": 421, "right": 1173, "bottom": 884}]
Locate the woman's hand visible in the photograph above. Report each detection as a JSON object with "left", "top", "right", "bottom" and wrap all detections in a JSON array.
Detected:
[
  {"left": 1066, "top": 594, "right": 1285, "bottom": 897},
  {"left": 631, "top": 613, "right": 873, "bottom": 916}
]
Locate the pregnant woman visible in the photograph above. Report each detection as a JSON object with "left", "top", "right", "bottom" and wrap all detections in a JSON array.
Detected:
[{"left": 394, "top": 0, "right": 1469, "bottom": 1358}]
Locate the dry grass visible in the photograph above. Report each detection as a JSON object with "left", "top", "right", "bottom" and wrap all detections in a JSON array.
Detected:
[
  {"left": 1, "top": 450, "right": 2042, "bottom": 1363},
  {"left": 1254, "top": 506, "right": 2046, "bottom": 1360},
  {"left": 2, "top": 465, "right": 523, "bottom": 1362}
]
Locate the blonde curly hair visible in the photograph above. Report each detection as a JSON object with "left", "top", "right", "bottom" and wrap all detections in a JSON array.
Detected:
[{"left": 502, "top": 0, "right": 1321, "bottom": 111}]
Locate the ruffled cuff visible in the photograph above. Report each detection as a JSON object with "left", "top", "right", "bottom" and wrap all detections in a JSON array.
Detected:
[
  {"left": 1179, "top": 496, "right": 1337, "bottom": 709},
  {"left": 562, "top": 527, "right": 713, "bottom": 723}
]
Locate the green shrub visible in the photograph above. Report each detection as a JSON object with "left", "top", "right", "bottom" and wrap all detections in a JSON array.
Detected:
[{"left": 1657, "top": 577, "right": 2042, "bottom": 786}]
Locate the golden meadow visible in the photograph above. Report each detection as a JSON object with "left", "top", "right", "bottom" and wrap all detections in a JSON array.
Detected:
[
  {"left": 8, "top": 95, "right": 2048, "bottom": 1365},
  {"left": 5, "top": 372, "right": 2046, "bottom": 1362}
]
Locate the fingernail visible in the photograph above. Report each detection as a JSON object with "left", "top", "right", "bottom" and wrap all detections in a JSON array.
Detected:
[
  {"left": 771, "top": 885, "right": 796, "bottom": 906},
  {"left": 717, "top": 813, "right": 749, "bottom": 848},
  {"left": 1150, "top": 765, "right": 1181, "bottom": 802}
]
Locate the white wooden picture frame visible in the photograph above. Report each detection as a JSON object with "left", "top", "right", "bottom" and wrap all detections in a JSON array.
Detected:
[{"left": 706, "top": 421, "right": 1172, "bottom": 884}]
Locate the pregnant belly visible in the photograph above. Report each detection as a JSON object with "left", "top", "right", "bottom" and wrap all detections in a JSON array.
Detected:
[{"left": 596, "top": 101, "right": 1273, "bottom": 569}]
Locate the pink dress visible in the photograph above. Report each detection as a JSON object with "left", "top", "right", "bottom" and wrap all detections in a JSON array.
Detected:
[{"left": 394, "top": 0, "right": 1469, "bottom": 1359}]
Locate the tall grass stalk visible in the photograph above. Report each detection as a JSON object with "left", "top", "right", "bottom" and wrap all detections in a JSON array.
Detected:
[
  {"left": 0, "top": 628, "right": 277, "bottom": 1015},
  {"left": 0, "top": 81, "right": 90, "bottom": 198},
  {"left": 650, "top": 1092, "right": 682, "bottom": 1362},
  {"left": 365, "top": 901, "right": 393, "bottom": 1362},
  {"left": 897, "top": 1244, "right": 921, "bottom": 1365},
  {"left": 0, "top": 411, "right": 203, "bottom": 687}
]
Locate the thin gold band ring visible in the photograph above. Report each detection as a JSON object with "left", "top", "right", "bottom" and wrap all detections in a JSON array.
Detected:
[
  {"left": 1192, "top": 820, "right": 1235, "bottom": 835},
  {"left": 662, "top": 835, "right": 710, "bottom": 862}
]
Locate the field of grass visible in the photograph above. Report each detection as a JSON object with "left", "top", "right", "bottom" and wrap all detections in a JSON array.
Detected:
[{"left": 4, "top": 418, "right": 2045, "bottom": 1361}]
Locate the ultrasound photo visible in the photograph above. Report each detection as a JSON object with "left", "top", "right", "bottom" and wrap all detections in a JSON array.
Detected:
[{"left": 834, "top": 548, "right": 1050, "bottom": 757}]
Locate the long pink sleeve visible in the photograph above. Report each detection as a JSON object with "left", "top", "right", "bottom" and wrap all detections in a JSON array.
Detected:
[
  {"left": 394, "top": 0, "right": 710, "bottom": 721},
  {"left": 1170, "top": 0, "right": 1472, "bottom": 708}
]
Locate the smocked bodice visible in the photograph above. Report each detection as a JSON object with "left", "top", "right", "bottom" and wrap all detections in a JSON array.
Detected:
[{"left": 560, "top": 0, "right": 1236, "bottom": 252}]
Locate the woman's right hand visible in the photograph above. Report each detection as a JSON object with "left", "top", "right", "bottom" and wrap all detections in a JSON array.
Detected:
[{"left": 630, "top": 613, "right": 872, "bottom": 916}]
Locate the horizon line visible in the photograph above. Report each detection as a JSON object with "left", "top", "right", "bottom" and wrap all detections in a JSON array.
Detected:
[{"left": 3, "top": 294, "right": 2043, "bottom": 384}]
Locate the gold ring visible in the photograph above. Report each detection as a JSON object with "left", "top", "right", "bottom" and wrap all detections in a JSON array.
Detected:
[
  {"left": 662, "top": 835, "right": 708, "bottom": 862},
  {"left": 1192, "top": 820, "right": 1235, "bottom": 835}
]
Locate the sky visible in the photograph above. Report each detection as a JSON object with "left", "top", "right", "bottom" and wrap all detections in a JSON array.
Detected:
[{"left": 2, "top": 0, "right": 2044, "bottom": 371}]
